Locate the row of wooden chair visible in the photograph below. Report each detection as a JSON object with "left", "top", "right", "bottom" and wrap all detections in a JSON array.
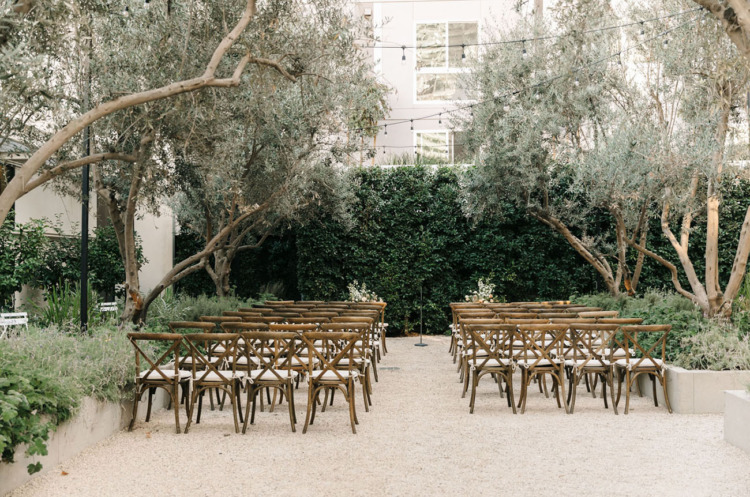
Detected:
[
  {"left": 449, "top": 301, "right": 673, "bottom": 415},
  {"left": 128, "top": 318, "right": 380, "bottom": 435}
]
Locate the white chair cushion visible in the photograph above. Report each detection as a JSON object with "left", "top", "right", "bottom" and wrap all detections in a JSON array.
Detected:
[
  {"left": 309, "top": 369, "right": 358, "bottom": 381},
  {"left": 516, "top": 358, "right": 560, "bottom": 367},
  {"left": 615, "top": 358, "right": 664, "bottom": 369},
  {"left": 471, "top": 358, "right": 512, "bottom": 368},
  {"left": 194, "top": 370, "right": 246, "bottom": 382},
  {"left": 564, "top": 359, "right": 609, "bottom": 367},
  {"left": 139, "top": 369, "right": 191, "bottom": 380}
]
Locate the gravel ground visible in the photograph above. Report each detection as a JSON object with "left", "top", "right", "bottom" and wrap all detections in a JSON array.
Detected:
[{"left": 9, "top": 335, "right": 750, "bottom": 497}]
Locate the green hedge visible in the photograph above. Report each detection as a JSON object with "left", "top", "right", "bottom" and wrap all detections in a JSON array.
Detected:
[{"left": 296, "top": 166, "right": 602, "bottom": 334}]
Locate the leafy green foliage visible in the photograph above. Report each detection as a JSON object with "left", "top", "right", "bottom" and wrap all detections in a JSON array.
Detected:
[
  {"left": 574, "top": 290, "right": 750, "bottom": 368},
  {"left": 296, "top": 166, "right": 601, "bottom": 334},
  {"left": 0, "top": 218, "right": 48, "bottom": 309},
  {"left": 145, "top": 291, "right": 264, "bottom": 332},
  {"left": 0, "top": 325, "right": 133, "bottom": 473}
]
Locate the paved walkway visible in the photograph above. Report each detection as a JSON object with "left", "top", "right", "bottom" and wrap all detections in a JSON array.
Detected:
[{"left": 10, "top": 336, "right": 750, "bottom": 497}]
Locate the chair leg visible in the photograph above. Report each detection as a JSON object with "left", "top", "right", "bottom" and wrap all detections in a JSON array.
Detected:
[
  {"left": 197, "top": 390, "right": 204, "bottom": 424},
  {"left": 172, "top": 385, "right": 182, "bottom": 434},
  {"left": 506, "top": 374, "right": 517, "bottom": 414},
  {"left": 660, "top": 373, "right": 673, "bottom": 413},
  {"left": 242, "top": 386, "right": 253, "bottom": 434},
  {"left": 231, "top": 385, "right": 240, "bottom": 434},
  {"left": 250, "top": 387, "right": 259, "bottom": 426},
  {"left": 608, "top": 370, "right": 618, "bottom": 415},
  {"left": 651, "top": 375, "right": 659, "bottom": 407},
  {"left": 624, "top": 370, "right": 632, "bottom": 414},
  {"left": 558, "top": 371, "right": 569, "bottom": 414},
  {"left": 569, "top": 373, "right": 579, "bottom": 414},
  {"left": 145, "top": 387, "right": 155, "bottom": 422},
  {"left": 128, "top": 386, "right": 141, "bottom": 431},
  {"left": 601, "top": 373, "right": 608, "bottom": 409},
  {"left": 348, "top": 384, "right": 357, "bottom": 434},
  {"left": 184, "top": 388, "right": 198, "bottom": 434},
  {"left": 310, "top": 389, "right": 320, "bottom": 425},
  {"left": 302, "top": 386, "right": 316, "bottom": 434},
  {"left": 469, "top": 371, "right": 478, "bottom": 414}
]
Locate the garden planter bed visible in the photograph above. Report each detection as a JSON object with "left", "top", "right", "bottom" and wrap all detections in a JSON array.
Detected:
[
  {"left": 635, "top": 366, "right": 750, "bottom": 414},
  {"left": 724, "top": 390, "right": 750, "bottom": 455},
  {"left": 0, "top": 390, "right": 169, "bottom": 496}
]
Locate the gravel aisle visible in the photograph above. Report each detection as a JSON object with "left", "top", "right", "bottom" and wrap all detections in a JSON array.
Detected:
[{"left": 9, "top": 335, "right": 750, "bottom": 497}]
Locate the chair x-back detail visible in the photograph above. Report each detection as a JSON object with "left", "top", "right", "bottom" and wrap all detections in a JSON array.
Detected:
[
  {"left": 127, "top": 332, "right": 191, "bottom": 434},
  {"left": 239, "top": 330, "right": 299, "bottom": 432},
  {"left": 515, "top": 324, "right": 570, "bottom": 414},
  {"left": 182, "top": 333, "right": 245, "bottom": 433},
  {"left": 301, "top": 330, "right": 364, "bottom": 434},
  {"left": 466, "top": 324, "right": 516, "bottom": 414},
  {"left": 565, "top": 323, "right": 619, "bottom": 414},
  {"left": 614, "top": 325, "right": 672, "bottom": 414}
]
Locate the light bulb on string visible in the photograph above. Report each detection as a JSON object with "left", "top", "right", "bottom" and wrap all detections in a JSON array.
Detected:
[
  {"left": 144, "top": 0, "right": 150, "bottom": 8},
  {"left": 461, "top": 44, "right": 466, "bottom": 62},
  {"left": 438, "top": 114, "right": 442, "bottom": 125},
  {"left": 574, "top": 75, "right": 580, "bottom": 86},
  {"left": 123, "top": 5, "right": 129, "bottom": 16},
  {"left": 639, "top": 22, "right": 644, "bottom": 36},
  {"left": 522, "top": 40, "right": 527, "bottom": 58},
  {"left": 410, "top": 120, "right": 414, "bottom": 131},
  {"left": 663, "top": 38, "right": 669, "bottom": 47},
  {"left": 401, "top": 46, "right": 406, "bottom": 65},
  {"left": 384, "top": 126, "right": 388, "bottom": 136}
]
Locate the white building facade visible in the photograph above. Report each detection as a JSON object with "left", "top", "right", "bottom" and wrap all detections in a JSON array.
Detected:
[{"left": 354, "top": 0, "right": 536, "bottom": 164}]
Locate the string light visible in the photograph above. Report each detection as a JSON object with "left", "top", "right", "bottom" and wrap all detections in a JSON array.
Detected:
[
  {"left": 401, "top": 46, "right": 406, "bottom": 65},
  {"left": 369, "top": 12, "right": 699, "bottom": 135},
  {"left": 522, "top": 40, "right": 527, "bottom": 58},
  {"left": 123, "top": 5, "right": 129, "bottom": 16},
  {"left": 663, "top": 38, "right": 669, "bottom": 47},
  {"left": 640, "top": 22, "right": 645, "bottom": 36},
  {"left": 384, "top": 126, "right": 388, "bottom": 136},
  {"left": 144, "top": 0, "right": 150, "bottom": 7},
  {"left": 461, "top": 44, "right": 466, "bottom": 61},
  {"left": 438, "top": 114, "right": 442, "bottom": 124}
]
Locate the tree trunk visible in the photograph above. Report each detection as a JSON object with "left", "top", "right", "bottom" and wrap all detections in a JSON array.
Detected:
[{"left": 529, "top": 209, "right": 620, "bottom": 296}]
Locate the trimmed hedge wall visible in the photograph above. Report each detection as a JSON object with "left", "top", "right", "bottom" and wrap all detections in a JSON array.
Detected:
[
  {"left": 175, "top": 166, "right": 750, "bottom": 335},
  {"left": 295, "top": 166, "right": 601, "bottom": 333}
]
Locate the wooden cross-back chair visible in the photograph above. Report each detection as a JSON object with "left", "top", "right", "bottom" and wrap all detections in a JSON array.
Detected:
[
  {"left": 269, "top": 323, "right": 319, "bottom": 385},
  {"left": 238, "top": 330, "right": 299, "bottom": 432},
  {"left": 466, "top": 324, "right": 516, "bottom": 414},
  {"left": 452, "top": 310, "right": 496, "bottom": 363},
  {"left": 167, "top": 322, "right": 217, "bottom": 370},
  {"left": 449, "top": 304, "right": 490, "bottom": 358},
  {"left": 457, "top": 318, "right": 504, "bottom": 397},
  {"left": 614, "top": 325, "right": 672, "bottom": 414},
  {"left": 127, "top": 332, "right": 191, "bottom": 434},
  {"left": 565, "top": 323, "right": 619, "bottom": 414},
  {"left": 515, "top": 324, "right": 570, "bottom": 414},
  {"left": 321, "top": 322, "right": 374, "bottom": 412},
  {"left": 301, "top": 330, "right": 364, "bottom": 434},
  {"left": 182, "top": 333, "right": 245, "bottom": 433},
  {"left": 351, "top": 302, "right": 388, "bottom": 355}
]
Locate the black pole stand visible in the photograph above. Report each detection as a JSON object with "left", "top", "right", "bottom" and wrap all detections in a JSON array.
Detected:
[{"left": 415, "top": 283, "right": 427, "bottom": 347}]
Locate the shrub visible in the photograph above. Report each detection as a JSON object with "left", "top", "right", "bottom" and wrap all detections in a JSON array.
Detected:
[
  {"left": 145, "top": 291, "right": 264, "bottom": 331},
  {"left": 673, "top": 322, "right": 750, "bottom": 371},
  {"left": 0, "top": 326, "right": 134, "bottom": 473}
]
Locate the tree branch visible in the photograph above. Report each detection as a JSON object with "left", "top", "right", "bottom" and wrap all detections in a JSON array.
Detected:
[{"left": 23, "top": 153, "right": 137, "bottom": 193}]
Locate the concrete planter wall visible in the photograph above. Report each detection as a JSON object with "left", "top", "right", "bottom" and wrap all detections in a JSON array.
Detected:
[
  {"left": 0, "top": 390, "right": 169, "bottom": 496},
  {"left": 725, "top": 390, "right": 750, "bottom": 455},
  {"left": 635, "top": 365, "right": 750, "bottom": 414}
]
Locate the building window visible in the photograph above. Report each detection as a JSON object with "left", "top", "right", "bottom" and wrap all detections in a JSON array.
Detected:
[
  {"left": 415, "top": 22, "right": 478, "bottom": 102},
  {"left": 415, "top": 130, "right": 472, "bottom": 163}
]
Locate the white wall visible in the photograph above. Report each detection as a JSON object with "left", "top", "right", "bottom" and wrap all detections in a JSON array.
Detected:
[
  {"left": 135, "top": 207, "right": 174, "bottom": 294},
  {"left": 358, "top": 0, "right": 521, "bottom": 163}
]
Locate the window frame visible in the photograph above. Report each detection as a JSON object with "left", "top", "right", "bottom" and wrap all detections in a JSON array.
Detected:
[{"left": 413, "top": 20, "right": 479, "bottom": 104}]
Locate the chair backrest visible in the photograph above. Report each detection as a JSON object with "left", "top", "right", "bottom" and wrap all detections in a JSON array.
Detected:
[
  {"left": 98, "top": 302, "right": 118, "bottom": 313},
  {"left": 598, "top": 317, "right": 643, "bottom": 325},
  {"left": 168, "top": 321, "right": 216, "bottom": 334},
  {"left": 537, "top": 312, "right": 576, "bottom": 319},
  {"left": 548, "top": 317, "right": 597, "bottom": 324},
  {"left": 286, "top": 317, "right": 330, "bottom": 325},
  {"left": 239, "top": 331, "right": 298, "bottom": 381},
  {"left": 515, "top": 324, "right": 569, "bottom": 366},
  {"left": 264, "top": 300, "right": 295, "bottom": 306},
  {"left": 617, "top": 325, "right": 671, "bottom": 368},
  {"left": 198, "top": 316, "right": 242, "bottom": 331},
  {"left": 505, "top": 318, "right": 548, "bottom": 325},
  {"left": 301, "top": 311, "right": 340, "bottom": 318},
  {"left": 0, "top": 312, "right": 28, "bottom": 327},
  {"left": 502, "top": 312, "right": 539, "bottom": 319},
  {"left": 578, "top": 310, "right": 619, "bottom": 319},
  {"left": 322, "top": 322, "right": 372, "bottom": 360},
  {"left": 127, "top": 332, "right": 184, "bottom": 382},
  {"left": 466, "top": 323, "right": 515, "bottom": 367},
  {"left": 182, "top": 333, "right": 240, "bottom": 383},
  {"left": 220, "top": 321, "right": 270, "bottom": 332},
  {"left": 296, "top": 300, "right": 326, "bottom": 305},
  {"left": 301, "top": 330, "right": 363, "bottom": 383},
  {"left": 568, "top": 323, "right": 619, "bottom": 366}
]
